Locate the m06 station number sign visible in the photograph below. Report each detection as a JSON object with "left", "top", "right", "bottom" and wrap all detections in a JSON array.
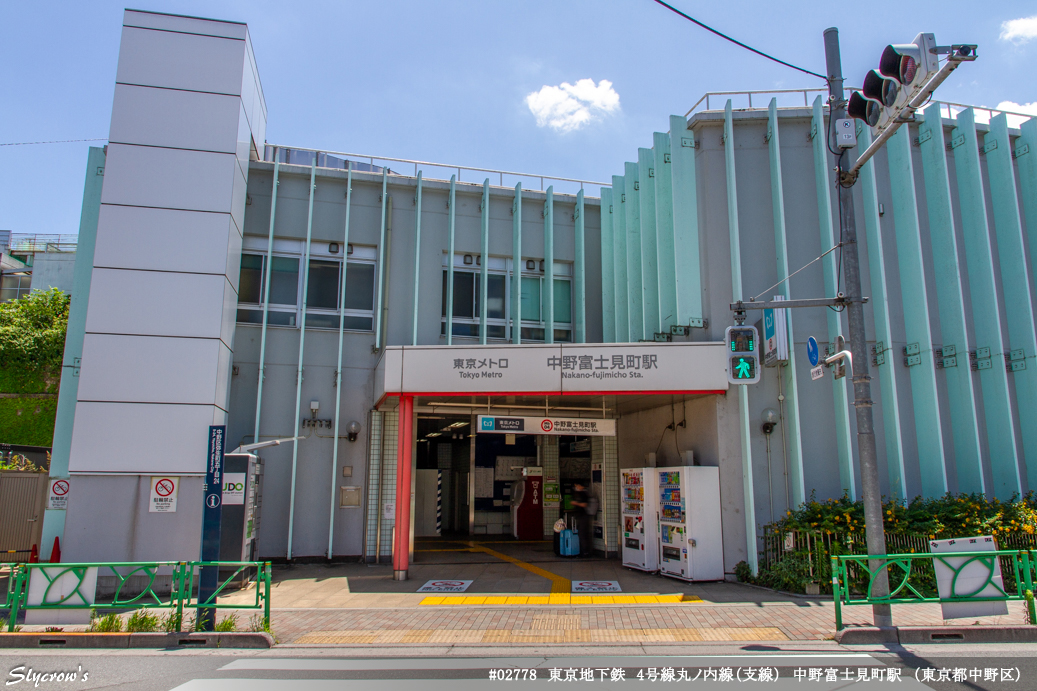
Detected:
[{"left": 725, "top": 326, "right": 760, "bottom": 385}]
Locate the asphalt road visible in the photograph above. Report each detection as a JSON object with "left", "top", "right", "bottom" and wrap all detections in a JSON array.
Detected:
[{"left": 1, "top": 643, "right": 1035, "bottom": 690}]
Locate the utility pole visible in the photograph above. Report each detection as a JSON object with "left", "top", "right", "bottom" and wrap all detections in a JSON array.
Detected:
[{"left": 823, "top": 27, "right": 892, "bottom": 629}]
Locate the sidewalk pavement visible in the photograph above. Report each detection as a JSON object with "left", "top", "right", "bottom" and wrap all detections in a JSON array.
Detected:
[{"left": 215, "top": 562, "right": 1030, "bottom": 646}]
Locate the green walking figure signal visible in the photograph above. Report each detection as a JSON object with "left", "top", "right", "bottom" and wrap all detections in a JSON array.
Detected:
[{"left": 725, "top": 326, "right": 760, "bottom": 385}]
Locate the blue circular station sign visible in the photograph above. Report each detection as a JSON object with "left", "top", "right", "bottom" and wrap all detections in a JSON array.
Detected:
[{"left": 806, "top": 337, "right": 819, "bottom": 367}]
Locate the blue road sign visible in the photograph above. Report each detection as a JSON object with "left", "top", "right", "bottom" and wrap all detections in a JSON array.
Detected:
[
  {"left": 807, "top": 337, "right": 819, "bottom": 367},
  {"left": 199, "top": 425, "right": 225, "bottom": 631}
]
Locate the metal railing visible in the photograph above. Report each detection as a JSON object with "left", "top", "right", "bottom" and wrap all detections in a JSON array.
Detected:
[
  {"left": 7, "top": 234, "right": 78, "bottom": 254},
  {"left": 933, "top": 101, "right": 1036, "bottom": 127},
  {"left": 3, "top": 560, "right": 271, "bottom": 632},
  {"left": 831, "top": 550, "right": 1037, "bottom": 631},
  {"left": 262, "top": 144, "right": 610, "bottom": 193},
  {"left": 685, "top": 88, "right": 832, "bottom": 116},
  {"left": 685, "top": 90, "right": 1035, "bottom": 128}
]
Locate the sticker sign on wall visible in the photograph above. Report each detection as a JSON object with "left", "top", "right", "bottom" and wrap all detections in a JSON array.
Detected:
[
  {"left": 222, "top": 473, "right": 246, "bottom": 506},
  {"left": 417, "top": 580, "right": 473, "bottom": 592},
  {"left": 149, "top": 476, "right": 179, "bottom": 513},
  {"left": 571, "top": 581, "right": 622, "bottom": 593},
  {"left": 47, "top": 478, "right": 70, "bottom": 510}
]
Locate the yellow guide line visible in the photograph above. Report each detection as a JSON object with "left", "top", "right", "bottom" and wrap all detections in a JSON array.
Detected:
[
  {"left": 420, "top": 594, "right": 695, "bottom": 606},
  {"left": 467, "top": 541, "right": 571, "bottom": 594}
]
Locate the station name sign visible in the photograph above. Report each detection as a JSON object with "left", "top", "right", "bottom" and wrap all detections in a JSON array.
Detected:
[
  {"left": 478, "top": 415, "right": 616, "bottom": 437},
  {"left": 378, "top": 342, "right": 729, "bottom": 397}
]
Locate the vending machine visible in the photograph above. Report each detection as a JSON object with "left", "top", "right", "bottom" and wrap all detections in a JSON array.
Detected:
[
  {"left": 621, "top": 468, "right": 658, "bottom": 571},
  {"left": 657, "top": 466, "right": 723, "bottom": 581}
]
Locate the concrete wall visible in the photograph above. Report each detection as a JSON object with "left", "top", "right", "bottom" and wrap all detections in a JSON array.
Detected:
[
  {"left": 65, "top": 10, "right": 266, "bottom": 562},
  {"left": 231, "top": 164, "right": 601, "bottom": 559},
  {"left": 29, "top": 253, "right": 76, "bottom": 294},
  {"left": 616, "top": 395, "right": 747, "bottom": 574}
]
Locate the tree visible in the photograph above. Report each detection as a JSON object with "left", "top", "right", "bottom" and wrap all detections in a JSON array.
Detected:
[{"left": 0, "top": 288, "right": 69, "bottom": 394}]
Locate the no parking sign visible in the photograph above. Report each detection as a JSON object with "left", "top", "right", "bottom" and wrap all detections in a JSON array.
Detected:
[
  {"left": 417, "top": 579, "right": 473, "bottom": 593},
  {"left": 47, "top": 478, "right": 70, "bottom": 510},
  {"left": 149, "top": 476, "right": 179, "bottom": 513},
  {"left": 571, "top": 580, "right": 622, "bottom": 593}
]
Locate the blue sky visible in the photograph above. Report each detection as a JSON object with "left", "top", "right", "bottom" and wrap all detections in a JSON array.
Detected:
[{"left": 1, "top": 1, "right": 1034, "bottom": 236}]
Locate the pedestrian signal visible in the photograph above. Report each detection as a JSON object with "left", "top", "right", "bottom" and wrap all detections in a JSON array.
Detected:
[{"left": 725, "top": 326, "right": 760, "bottom": 385}]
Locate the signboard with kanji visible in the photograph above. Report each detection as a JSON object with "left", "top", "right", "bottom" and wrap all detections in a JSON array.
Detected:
[
  {"left": 379, "top": 342, "right": 729, "bottom": 397},
  {"left": 478, "top": 415, "right": 616, "bottom": 436}
]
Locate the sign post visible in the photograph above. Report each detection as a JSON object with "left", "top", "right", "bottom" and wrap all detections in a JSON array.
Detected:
[{"left": 198, "top": 425, "right": 225, "bottom": 631}]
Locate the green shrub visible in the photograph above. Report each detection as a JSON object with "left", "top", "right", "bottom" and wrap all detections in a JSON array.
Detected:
[
  {"left": 771, "top": 491, "right": 1037, "bottom": 541},
  {"left": 215, "top": 613, "right": 238, "bottom": 632},
  {"left": 159, "top": 609, "right": 183, "bottom": 633},
  {"left": 0, "top": 398, "right": 58, "bottom": 447},
  {"left": 126, "top": 609, "right": 160, "bottom": 632},
  {"left": 0, "top": 288, "right": 69, "bottom": 394},
  {"left": 87, "top": 613, "right": 122, "bottom": 633},
  {"left": 733, "top": 561, "right": 754, "bottom": 584},
  {"left": 755, "top": 492, "right": 1037, "bottom": 595},
  {"left": 246, "top": 613, "right": 272, "bottom": 634}
]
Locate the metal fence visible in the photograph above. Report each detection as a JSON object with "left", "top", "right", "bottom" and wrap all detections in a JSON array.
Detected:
[
  {"left": 760, "top": 527, "right": 1037, "bottom": 595},
  {"left": 3, "top": 560, "right": 271, "bottom": 632},
  {"left": 831, "top": 550, "right": 1037, "bottom": 630}
]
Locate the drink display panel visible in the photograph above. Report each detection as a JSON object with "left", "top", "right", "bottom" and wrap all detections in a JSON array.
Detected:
[{"left": 621, "top": 468, "right": 658, "bottom": 572}]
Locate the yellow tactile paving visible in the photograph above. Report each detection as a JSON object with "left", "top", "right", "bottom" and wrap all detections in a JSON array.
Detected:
[
  {"left": 420, "top": 593, "right": 696, "bottom": 606},
  {"left": 292, "top": 627, "right": 789, "bottom": 645}
]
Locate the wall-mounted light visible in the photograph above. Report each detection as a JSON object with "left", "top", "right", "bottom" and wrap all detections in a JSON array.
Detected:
[
  {"left": 476, "top": 255, "right": 481, "bottom": 266},
  {"left": 329, "top": 242, "right": 340, "bottom": 253},
  {"left": 539, "top": 260, "right": 545, "bottom": 272},
  {"left": 463, "top": 254, "right": 473, "bottom": 265},
  {"left": 526, "top": 260, "right": 535, "bottom": 271},
  {"left": 761, "top": 408, "right": 779, "bottom": 435},
  {"left": 347, "top": 244, "right": 354, "bottom": 255},
  {"left": 347, "top": 420, "right": 361, "bottom": 442}
]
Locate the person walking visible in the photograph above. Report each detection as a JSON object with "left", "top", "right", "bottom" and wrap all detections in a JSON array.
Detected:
[{"left": 571, "top": 482, "right": 593, "bottom": 557}]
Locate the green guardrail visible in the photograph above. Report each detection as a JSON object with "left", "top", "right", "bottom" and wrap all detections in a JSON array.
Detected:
[
  {"left": 831, "top": 550, "right": 1037, "bottom": 631},
  {"left": 2, "top": 560, "right": 271, "bottom": 632}
]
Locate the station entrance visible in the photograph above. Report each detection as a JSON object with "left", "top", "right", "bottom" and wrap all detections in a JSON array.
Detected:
[
  {"left": 411, "top": 406, "right": 609, "bottom": 563},
  {"left": 373, "top": 341, "right": 731, "bottom": 587}
]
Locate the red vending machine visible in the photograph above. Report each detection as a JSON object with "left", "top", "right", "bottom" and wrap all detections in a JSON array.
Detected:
[{"left": 511, "top": 467, "right": 544, "bottom": 540}]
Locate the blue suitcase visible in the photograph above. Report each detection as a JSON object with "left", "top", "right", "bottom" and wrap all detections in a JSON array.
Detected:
[{"left": 559, "top": 529, "right": 580, "bottom": 557}]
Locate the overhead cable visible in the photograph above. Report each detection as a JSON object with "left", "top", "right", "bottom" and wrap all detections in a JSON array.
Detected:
[{"left": 651, "top": 0, "right": 829, "bottom": 82}]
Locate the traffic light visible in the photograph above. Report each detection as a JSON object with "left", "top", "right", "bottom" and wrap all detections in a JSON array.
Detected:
[
  {"left": 725, "top": 326, "right": 760, "bottom": 385},
  {"left": 848, "top": 33, "right": 937, "bottom": 132}
]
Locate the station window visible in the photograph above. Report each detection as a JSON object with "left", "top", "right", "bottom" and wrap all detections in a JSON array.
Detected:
[
  {"left": 236, "top": 252, "right": 375, "bottom": 331},
  {"left": 0, "top": 273, "right": 32, "bottom": 303},
  {"left": 439, "top": 255, "right": 571, "bottom": 342}
]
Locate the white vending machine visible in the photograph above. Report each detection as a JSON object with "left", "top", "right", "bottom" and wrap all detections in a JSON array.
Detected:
[
  {"left": 621, "top": 468, "right": 659, "bottom": 571},
  {"left": 657, "top": 466, "right": 723, "bottom": 581}
]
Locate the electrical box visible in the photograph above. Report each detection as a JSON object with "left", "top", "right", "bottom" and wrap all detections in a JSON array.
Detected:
[
  {"left": 835, "top": 119, "right": 857, "bottom": 149},
  {"left": 339, "top": 486, "right": 361, "bottom": 507}
]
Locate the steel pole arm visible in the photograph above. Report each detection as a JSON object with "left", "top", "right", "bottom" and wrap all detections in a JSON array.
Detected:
[{"left": 730, "top": 296, "right": 867, "bottom": 312}]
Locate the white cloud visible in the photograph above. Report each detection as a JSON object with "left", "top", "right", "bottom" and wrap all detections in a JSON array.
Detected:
[
  {"left": 996, "top": 100, "right": 1037, "bottom": 115},
  {"left": 995, "top": 101, "right": 1037, "bottom": 128},
  {"left": 525, "top": 79, "right": 620, "bottom": 132},
  {"left": 1000, "top": 15, "right": 1037, "bottom": 43}
]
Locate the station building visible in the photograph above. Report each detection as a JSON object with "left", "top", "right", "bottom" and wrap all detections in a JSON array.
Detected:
[{"left": 45, "top": 10, "right": 1037, "bottom": 580}]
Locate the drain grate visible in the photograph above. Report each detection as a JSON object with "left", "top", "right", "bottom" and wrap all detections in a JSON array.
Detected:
[{"left": 530, "top": 615, "right": 581, "bottom": 630}]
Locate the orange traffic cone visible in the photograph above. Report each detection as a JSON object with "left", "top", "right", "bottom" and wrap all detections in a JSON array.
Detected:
[
  {"left": 50, "top": 536, "right": 61, "bottom": 563},
  {"left": 29, "top": 543, "right": 38, "bottom": 563}
]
